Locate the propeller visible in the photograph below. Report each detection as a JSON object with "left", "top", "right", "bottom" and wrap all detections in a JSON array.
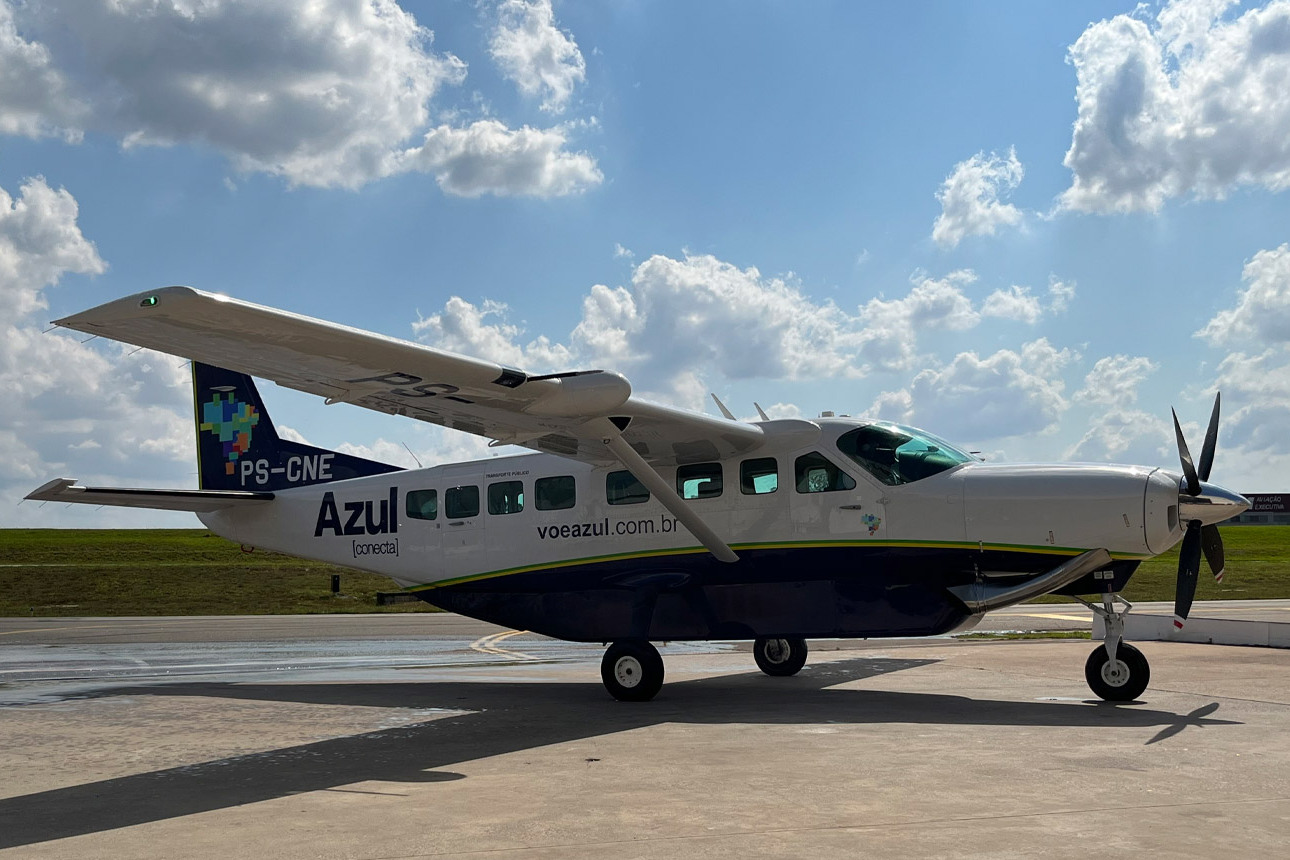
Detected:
[{"left": 1170, "top": 392, "right": 1227, "bottom": 629}]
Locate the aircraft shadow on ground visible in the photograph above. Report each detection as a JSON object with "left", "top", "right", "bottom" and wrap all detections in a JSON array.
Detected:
[{"left": 0, "top": 657, "right": 1239, "bottom": 849}]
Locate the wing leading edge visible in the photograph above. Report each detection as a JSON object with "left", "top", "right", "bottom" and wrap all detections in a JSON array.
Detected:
[{"left": 53, "top": 286, "right": 777, "bottom": 467}]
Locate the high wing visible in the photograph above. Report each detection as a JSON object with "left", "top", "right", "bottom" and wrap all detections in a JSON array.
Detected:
[{"left": 53, "top": 286, "right": 784, "bottom": 468}]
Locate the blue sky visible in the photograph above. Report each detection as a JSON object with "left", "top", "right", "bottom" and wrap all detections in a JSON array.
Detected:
[{"left": 3, "top": 0, "right": 1289, "bottom": 527}]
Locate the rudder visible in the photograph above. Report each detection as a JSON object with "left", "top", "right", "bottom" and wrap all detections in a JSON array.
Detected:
[{"left": 193, "top": 362, "right": 401, "bottom": 491}]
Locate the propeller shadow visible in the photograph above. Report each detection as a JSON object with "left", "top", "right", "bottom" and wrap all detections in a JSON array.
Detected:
[{"left": 0, "top": 657, "right": 1240, "bottom": 849}]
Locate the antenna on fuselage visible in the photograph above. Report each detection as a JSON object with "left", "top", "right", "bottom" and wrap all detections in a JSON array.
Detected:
[
  {"left": 401, "top": 441, "right": 423, "bottom": 468},
  {"left": 710, "top": 393, "right": 737, "bottom": 421}
]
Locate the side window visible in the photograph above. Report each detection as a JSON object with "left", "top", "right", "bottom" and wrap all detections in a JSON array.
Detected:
[
  {"left": 606, "top": 470, "right": 650, "bottom": 505},
  {"left": 445, "top": 485, "right": 480, "bottom": 519},
  {"left": 677, "top": 462, "right": 722, "bottom": 500},
  {"left": 535, "top": 475, "right": 576, "bottom": 511},
  {"left": 405, "top": 489, "right": 437, "bottom": 520},
  {"left": 487, "top": 480, "right": 524, "bottom": 515},
  {"left": 740, "top": 458, "right": 778, "bottom": 495},
  {"left": 795, "top": 452, "right": 857, "bottom": 493}
]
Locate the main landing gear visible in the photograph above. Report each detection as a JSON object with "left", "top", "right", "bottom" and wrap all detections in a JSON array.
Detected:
[
  {"left": 1076, "top": 592, "right": 1151, "bottom": 702},
  {"left": 753, "top": 637, "right": 808, "bottom": 677},
  {"left": 600, "top": 637, "right": 812, "bottom": 701},
  {"left": 601, "top": 640, "right": 665, "bottom": 702}
]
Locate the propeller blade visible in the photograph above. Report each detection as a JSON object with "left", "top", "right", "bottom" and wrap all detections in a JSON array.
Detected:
[
  {"left": 1201, "top": 524, "right": 1226, "bottom": 583},
  {"left": 1173, "top": 521, "right": 1203, "bottom": 629},
  {"left": 1197, "top": 392, "right": 1221, "bottom": 482},
  {"left": 1172, "top": 409, "right": 1201, "bottom": 496}
]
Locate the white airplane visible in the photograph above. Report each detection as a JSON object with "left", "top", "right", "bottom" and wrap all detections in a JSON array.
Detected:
[{"left": 28, "top": 286, "right": 1250, "bottom": 702}]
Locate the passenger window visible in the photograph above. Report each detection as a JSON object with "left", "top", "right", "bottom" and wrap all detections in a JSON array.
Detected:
[
  {"left": 795, "top": 452, "right": 857, "bottom": 493},
  {"left": 487, "top": 480, "right": 524, "bottom": 515},
  {"left": 740, "top": 458, "right": 778, "bottom": 495},
  {"left": 535, "top": 475, "right": 576, "bottom": 511},
  {"left": 677, "top": 462, "right": 722, "bottom": 500},
  {"left": 607, "top": 470, "right": 650, "bottom": 505},
  {"left": 405, "top": 489, "right": 437, "bottom": 520},
  {"left": 445, "top": 485, "right": 480, "bottom": 519}
]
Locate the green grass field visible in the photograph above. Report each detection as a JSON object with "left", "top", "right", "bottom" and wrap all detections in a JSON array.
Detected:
[
  {"left": 0, "top": 530, "right": 433, "bottom": 616},
  {"left": 1, "top": 526, "right": 1287, "bottom": 617}
]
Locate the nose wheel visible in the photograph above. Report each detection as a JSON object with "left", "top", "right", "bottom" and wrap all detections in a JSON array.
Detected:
[
  {"left": 1075, "top": 591, "right": 1151, "bottom": 702},
  {"left": 601, "top": 640, "right": 664, "bottom": 701}
]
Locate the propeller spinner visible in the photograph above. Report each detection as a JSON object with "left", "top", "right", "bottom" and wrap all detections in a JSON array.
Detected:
[{"left": 1169, "top": 393, "right": 1250, "bottom": 629}]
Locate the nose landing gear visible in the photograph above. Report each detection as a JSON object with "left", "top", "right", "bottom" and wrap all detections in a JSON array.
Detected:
[{"left": 1076, "top": 592, "right": 1151, "bottom": 702}]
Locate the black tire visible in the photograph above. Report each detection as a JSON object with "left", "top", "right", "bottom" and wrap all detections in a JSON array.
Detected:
[
  {"left": 753, "top": 637, "right": 809, "bottom": 677},
  {"left": 1084, "top": 641, "right": 1150, "bottom": 702},
  {"left": 601, "top": 640, "right": 664, "bottom": 702}
]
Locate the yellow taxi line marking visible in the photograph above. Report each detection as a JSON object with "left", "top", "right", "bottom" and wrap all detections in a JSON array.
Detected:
[{"left": 995, "top": 613, "right": 1091, "bottom": 622}]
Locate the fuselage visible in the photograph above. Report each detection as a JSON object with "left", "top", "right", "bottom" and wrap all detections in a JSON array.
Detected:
[{"left": 200, "top": 418, "right": 1197, "bottom": 641}]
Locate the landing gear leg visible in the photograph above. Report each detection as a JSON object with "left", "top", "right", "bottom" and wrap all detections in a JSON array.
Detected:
[
  {"left": 1075, "top": 592, "right": 1150, "bottom": 702},
  {"left": 600, "top": 640, "right": 664, "bottom": 702}
]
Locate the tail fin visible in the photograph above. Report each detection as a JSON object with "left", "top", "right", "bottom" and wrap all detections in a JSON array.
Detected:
[{"left": 193, "top": 362, "right": 401, "bottom": 491}]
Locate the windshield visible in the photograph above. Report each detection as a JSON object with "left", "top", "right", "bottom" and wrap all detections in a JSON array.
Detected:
[{"left": 835, "top": 422, "right": 975, "bottom": 486}]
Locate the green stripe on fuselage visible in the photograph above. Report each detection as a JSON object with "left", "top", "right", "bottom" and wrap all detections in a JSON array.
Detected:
[{"left": 402, "top": 539, "right": 1151, "bottom": 592}]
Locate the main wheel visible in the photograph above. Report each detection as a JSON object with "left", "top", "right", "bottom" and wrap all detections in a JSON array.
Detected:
[
  {"left": 753, "top": 637, "right": 808, "bottom": 677},
  {"left": 1084, "top": 641, "right": 1150, "bottom": 702},
  {"left": 601, "top": 640, "right": 664, "bottom": 702}
]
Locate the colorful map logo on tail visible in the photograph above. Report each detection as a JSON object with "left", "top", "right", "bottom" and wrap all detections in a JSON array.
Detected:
[{"left": 200, "top": 391, "right": 260, "bottom": 475}]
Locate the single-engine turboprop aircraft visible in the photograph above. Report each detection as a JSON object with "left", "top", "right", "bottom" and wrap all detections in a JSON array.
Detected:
[{"left": 28, "top": 287, "right": 1250, "bottom": 702}]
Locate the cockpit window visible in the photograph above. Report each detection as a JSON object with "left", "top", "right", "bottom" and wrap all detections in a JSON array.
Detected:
[{"left": 835, "top": 423, "right": 974, "bottom": 486}]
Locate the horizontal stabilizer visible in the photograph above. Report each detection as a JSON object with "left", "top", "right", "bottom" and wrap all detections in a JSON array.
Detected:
[{"left": 25, "top": 479, "right": 274, "bottom": 513}]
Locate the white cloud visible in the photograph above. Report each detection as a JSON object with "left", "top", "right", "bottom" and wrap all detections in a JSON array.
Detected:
[
  {"left": 853, "top": 270, "right": 981, "bottom": 372},
  {"left": 0, "top": 176, "right": 104, "bottom": 316},
  {"left": 1196, "top": 243, "right": 1290, "bottom": 346},
  {"left": 1064, "top": 409, "right": 1172, "bottom": 464},
  {"left": 981, "top": 285, "right": 1042, "bottom": 324},
  {"left": 0, "top": 1, "right": 601, "bottom": 196},
  {"left": 409, "top": 254, "right": 989, "bottom": 407},
  {"left": 489, "top": 0, "right": 586, "bottom": 114},
  {"left": 1047, "top": 276, "right": 1076, "bottom": 314},
  {"left": 931, "top": 148, "right": 1024, "bottom": 248},
  {"left": 0, "top": 173, "right": 193, "bottom": 526},
  {"left": 1061, "top": 0, "right": 1290, "bottom": 213},
  {"left": 413, "top": 295, "right": 575, "bottom": 372},
  {"left": 869, "top": 339, "right": 1075, "bottom": 442},
  {"left": 1073, "top": 354, "right": 1159, "bottom": 405},
  {"left": 0, "top": 2, "right": 85, "bottom": 140},
  {"left": 395, "top": 119, "right": 602, "bottom": 197}
]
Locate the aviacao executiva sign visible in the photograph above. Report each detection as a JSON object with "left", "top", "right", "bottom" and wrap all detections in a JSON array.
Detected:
[{"left": 1233, "top": 493, "right": 1289, "bottom": 525}]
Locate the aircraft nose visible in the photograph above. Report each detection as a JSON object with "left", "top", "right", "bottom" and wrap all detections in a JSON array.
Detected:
[{"left": 1178, "top": 481, "right": 1250, "bottom": 526}]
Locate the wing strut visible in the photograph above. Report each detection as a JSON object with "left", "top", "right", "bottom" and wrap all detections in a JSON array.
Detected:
[{"left": 590, "top": 418, "right": 739, "bottom": 564}]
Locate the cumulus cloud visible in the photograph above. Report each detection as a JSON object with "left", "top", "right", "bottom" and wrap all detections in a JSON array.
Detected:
[
  {"left": 1061, "top": 0, "right": 1290, "bottom": 213},
  {"left": 0, "top": 0, "right": 601, "bottom": 196},
  {"left": 931, "top": 148, "right": 1024, "bottom": 248},
  {"left": 1, "top": 174, "right": 193, "bottom": 526},
  {"left": 489, "top": 0, "right": 585, "bottom": 113},
  {"left": 1196, "top": 243, "right": 1290, "bottom": 346},
  {"left": 981, "top": 285, "right": 1042, "bottom": 324},
  {"left": 412, "top": 255, "right": 991, "bottom": 407},
  {"left": 395, "top": 119, "right": 602, "bottom": 197},
  {"left": 1073, "top": 354, "right": 1159, "bottom": 405},
  {"left": 413, "top": 296, "right": 575, "bottom": 371},
  {"left": 0, "top": 176, "right": 104, "bottom": 316},
  {"left": 868, "top": 340, "right": 1075, "bottom": 442},
  {"left": 1063, "top": 354, "right": 1166, "bottom": 463}
]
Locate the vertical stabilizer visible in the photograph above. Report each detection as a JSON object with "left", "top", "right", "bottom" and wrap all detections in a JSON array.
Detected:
[{"left": 193, "top": 362, "right": 401, "bottom": 491}]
